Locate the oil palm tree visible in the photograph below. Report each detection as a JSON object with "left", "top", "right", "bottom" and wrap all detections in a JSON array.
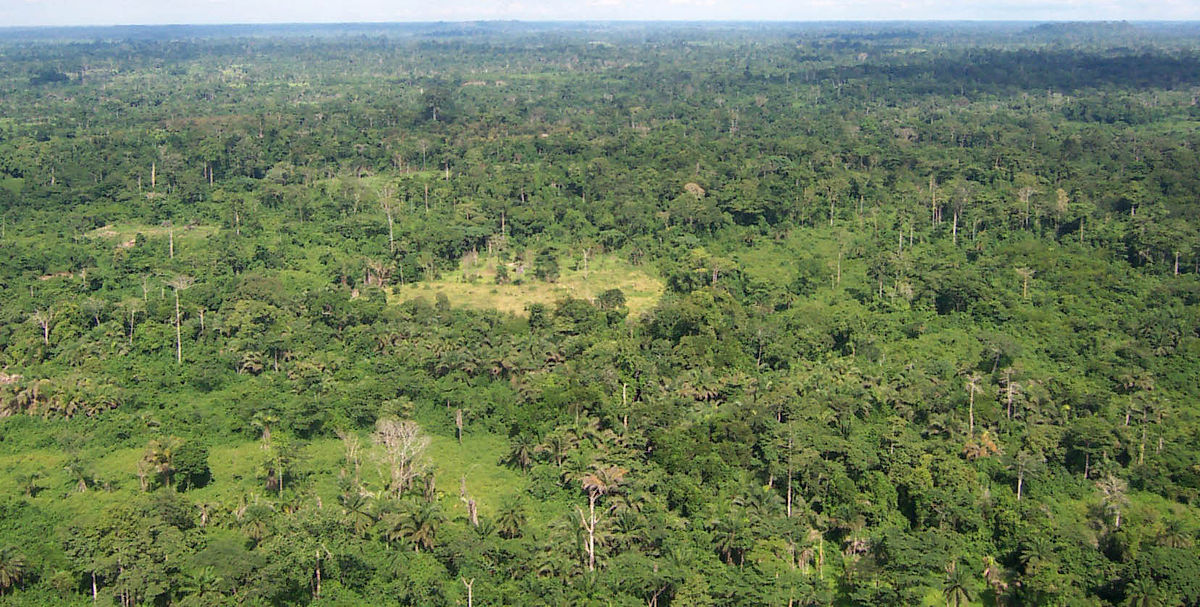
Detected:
[
  {"left": 1097, "top": 474, "right": 1130, "bottom": 529},
  {"left": 711, "top": 514, "right": 750, "bottom": 566},
  {"left": 394, "top": 501, "right": 443, "bottom": 553},
  {"left": 536, "top": 432, "right": 575, "bottom": 468},
  {"left": 142, "top": 437, "right": 180, "bottom": 489},
  {"left": 502, "top": 434, "right": 536, "bottom": 473},
  {"left": 496, "top": 497, "right": 527, "bottom": 540},
  {"left": 1124, "top": 577, "right": 1166, "bottom": 607},
  {"left": 64, "top": 457, "right": 91, "bottom": 493},
  {"left": 942, "top": 561, "right": 973, "bottom": 607},
  {"left": 0, "top": 547, "right": 25, "bottom": 593},
  {"left": 1156, "top": 518, "right": 1193, "bottom": 548},
  {"left": 179, "top": 567, "right": 223, "bottom": 603},
  {"left": 982, "top": 555, "right": 1010, "bottom": 606},
  {"left": 338, "top": 492, "right": 375, "bottom": 537},
  {"left": 1019, "top": 536, "right": 1054, "bottom": 574},
  {"left": 241, "top": 504, "right": 274, "bottom": 545},
  {"left": 578, "top": 465, "right": 627, "bottom": 571}
]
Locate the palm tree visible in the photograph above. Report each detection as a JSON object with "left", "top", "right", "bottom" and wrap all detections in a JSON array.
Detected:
[
  {"left": 536, "top": 432, "right": 575, "bottom": 468},
  {"left": 251, "top": 410, "right": 279, "bottom": 444},
  {"left": 496, "top": 497, "right": 527, "bottom": 539},
  {"left": 0, "top": 547, "right": 25, "bottom": 594},
  {"left": 142, "top": 438, "right": 180, "bottom": 489},
  {"left": 241, "top": 504, "right": 273, "bottom": 545},
  {"left": 1015, "top": 267, "right": 1034, "bottom": 299},
  {"left": 712, "top": 515, "right": 749, "bottom": 566},
  {"left": 17, "top": 471, "right": 43, "bottom": 497},
  {"left": 179, "top": 567, "right": 223, "bottom": 603},
  {"left": 1124, "top": 577, "right": 1166, "bottom": 607},
  {"left": 1097, "top": 474, "right": 1130, "bottom": 529},
  {"left": 1156, "top": 519, "right": 1193, "bottom": 548},
  {"left": 502, "top": 434, "right": 536, "bottom": 473},
  {"left": 339, "top": 492, "right": 375, "bottom": 537},
  {"left": 29, "top": 308, "right": 55, "bottom": 346},
  {"left": 942, "top": 561, "right": 973, "bottom": 607},
  {"left": 392, "top": 501, "right": 443, "bottom": 552},
  {"left": 1019, "top": 536, "right": 1054, "bottom": 574},
  {"left": 982, "top": 555, "right": 1009, "bottom": 606},
  {"left": 578, "top": 465, "right": 627, "bottom": 571},
  {"left": 64, "top": 457, "right": 91, "bottom": 493}
]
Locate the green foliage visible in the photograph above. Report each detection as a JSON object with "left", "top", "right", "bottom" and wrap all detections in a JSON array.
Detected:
[{"left": 0, "top": 21, "right": 1199, "bottom": 607}]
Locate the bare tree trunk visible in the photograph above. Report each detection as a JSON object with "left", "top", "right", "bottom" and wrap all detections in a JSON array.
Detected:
[
  {"left": 578, "top": 501, "right": 597, "bottom": 572},
  {"left": 968, "top": 390, "right": 975, "bottom": 437},
  {"left": 786, "top": 467, "right": 793, "bottom": 518},
  {"left": 462, "top": 578, "right": 474, "bottom": 607},
  {"left": 786, "top": 436, "right": 794, "bottom": 518},
  {"left": 929, "top": 175, "right": 937, "bottom": 226},
  {"left": 385, "top": 206, "right": 395, "bottom": 254},
  {"left": 174, "top": 289, "right": 182, "bottom": 364},
  {"left": 1138, "top": 424, "right": 1146, "bottom": 465},
  {"left": 315, "top": 552, "right": 322, "bottom": 599}
]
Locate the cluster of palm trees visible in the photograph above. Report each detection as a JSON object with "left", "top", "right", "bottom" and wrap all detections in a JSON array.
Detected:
[
  {"left": 0, "top": 374, "right": 120, "bottom": 419},
  {"left": 378, "top": 326, "right": 569, "bottom": 382},
  {"left": 138, "top": 438, "right": 182, "bottom": 491}
]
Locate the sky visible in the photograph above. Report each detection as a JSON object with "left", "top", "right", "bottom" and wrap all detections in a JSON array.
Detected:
[{"left": 1, "top": 0, "right": 1198, "bottom": 27}]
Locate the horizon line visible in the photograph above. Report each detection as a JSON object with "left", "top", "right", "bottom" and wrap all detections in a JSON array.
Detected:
[{"left": 4, "top": 18, "right": 1200, "bottom": 30}]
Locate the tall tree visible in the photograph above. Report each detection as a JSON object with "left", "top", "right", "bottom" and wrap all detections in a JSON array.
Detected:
[{"left": 166, "top": 275, "right": 194, "bottom": 364}]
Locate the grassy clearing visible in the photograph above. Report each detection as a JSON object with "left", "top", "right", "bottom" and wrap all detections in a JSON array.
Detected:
[
  {"left": 0, "top": 177, "right": 22, "bottom": 195},
  {"left": 427, "top": 433, "right": 526, "bottom": 518},
  {"left": 390, "top": 252, "right": 663, "bottom": 317},
  {"left": 87, "top": 223, "right": 218, "bottom": 246},
  {"left": 0, "top": 429, "right": 524, "bottom": 529}
]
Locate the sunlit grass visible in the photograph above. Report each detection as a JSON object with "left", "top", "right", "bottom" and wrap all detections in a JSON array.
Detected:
[
  {"left": 87, "top": 223, "right": 218, "bottom": 245},
  {"left": 390, "top": 252, "right": 663, "bottom": 317}
]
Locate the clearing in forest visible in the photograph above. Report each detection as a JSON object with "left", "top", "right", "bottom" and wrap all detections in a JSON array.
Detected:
[
  {"left": 390, "top": 252, "right": 663, "bottom": 317},
  {"left": 87, "top": 223, "right": 218, "bottom": 247}
]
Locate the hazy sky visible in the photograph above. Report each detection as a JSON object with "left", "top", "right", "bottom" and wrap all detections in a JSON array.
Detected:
[{"left": 2, "top": 0, "right": 1198, "bottom": 27}]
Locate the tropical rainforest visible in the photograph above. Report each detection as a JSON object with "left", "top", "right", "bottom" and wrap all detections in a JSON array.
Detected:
[{"left": 0, "top": 20, "right": 1198, "bottom": 606}]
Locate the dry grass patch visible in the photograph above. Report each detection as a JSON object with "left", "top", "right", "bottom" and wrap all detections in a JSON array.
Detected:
[{"left": 390, "top": 252, "right": 663, "bottom": 317}]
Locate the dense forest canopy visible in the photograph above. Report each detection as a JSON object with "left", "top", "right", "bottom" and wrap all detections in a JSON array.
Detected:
[{"left": 0, "top": 20, "right": 1198, "bottom": 606}]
